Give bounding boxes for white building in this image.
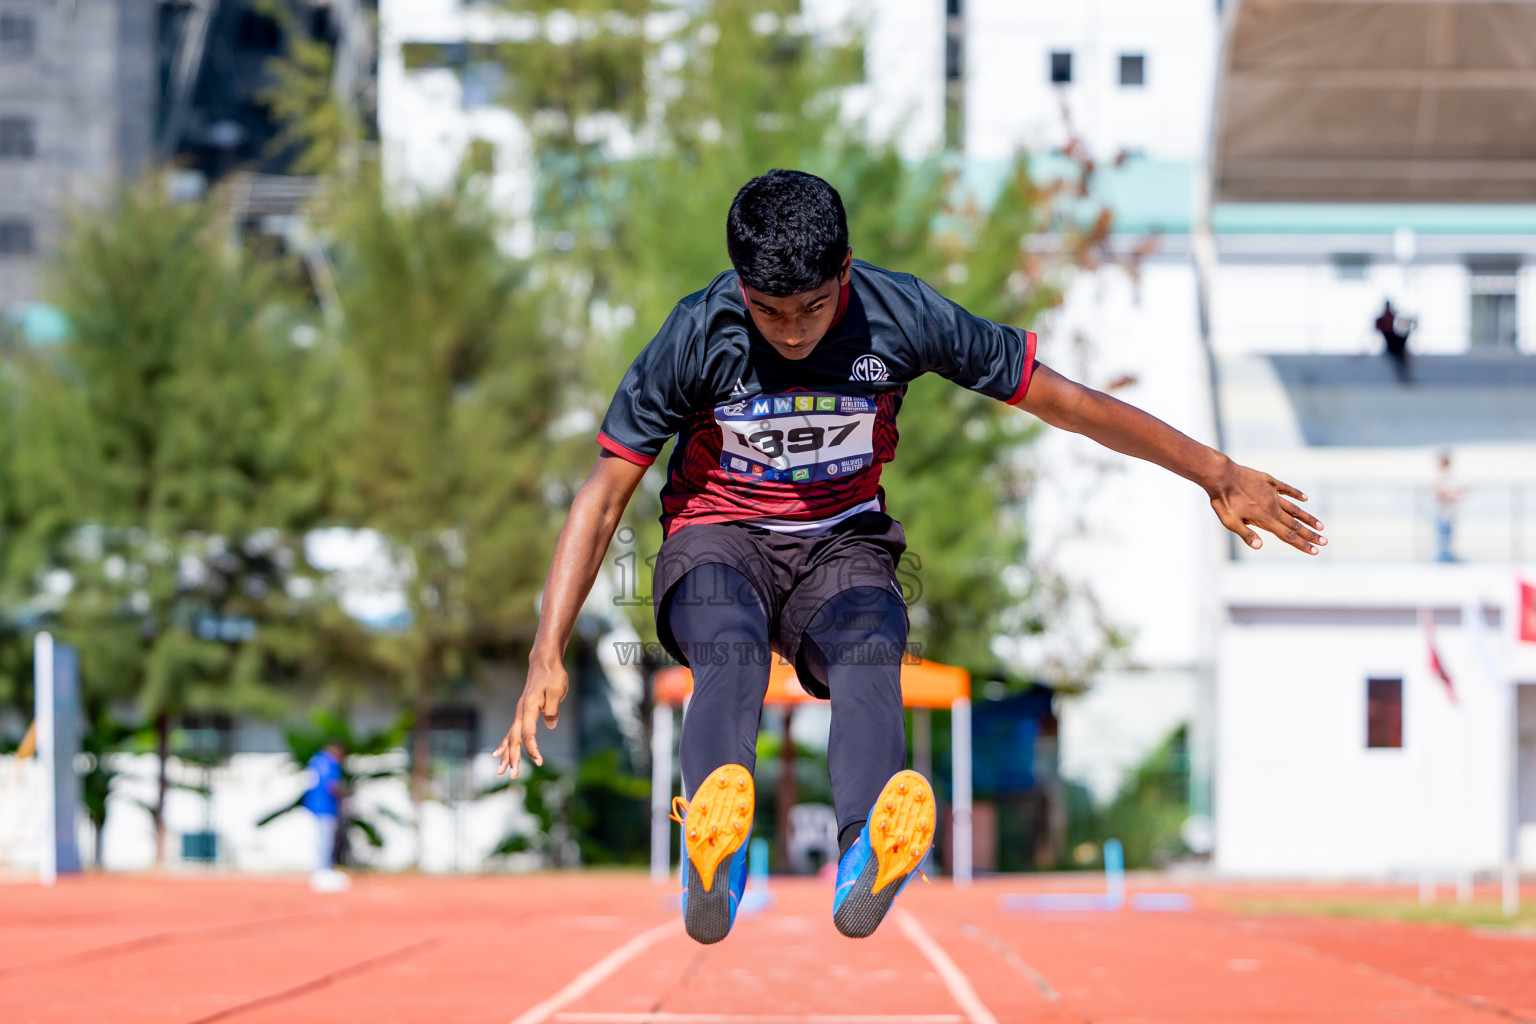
[957,0,1536,881]
[1206,0,1536,878]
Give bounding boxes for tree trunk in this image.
[774,707,796,872]
[153,712,170,865]
[409,683,434,870]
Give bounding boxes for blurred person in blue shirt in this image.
[303,743,347,889]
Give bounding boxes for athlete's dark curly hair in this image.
[726,169,849,296]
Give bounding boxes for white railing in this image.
[1235,482,1536,563]
[1210,261,1536,357]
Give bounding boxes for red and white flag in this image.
[1420,608,1458,705]
[1518,579,1536,644]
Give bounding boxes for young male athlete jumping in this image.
[495,169,1325,943]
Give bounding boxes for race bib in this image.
[714,392,875,483]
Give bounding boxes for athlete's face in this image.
[741,250,853,360]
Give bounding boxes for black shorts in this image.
[653,511,908,699]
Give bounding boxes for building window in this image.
[1366,677,1403,749]
[944,3,964,151]
[179,713,235,760]
[236,11,282,52]
[0,116,35,158]
[945,33,962,83]
[1050,51,1072,84]
[1119,54,1145,86]
[1332,253,1370,280]
[460,61,503,107]
[0,218,33,255]
[1469,259,1519,349]
[421,706,480,761]
[0,14,35,59]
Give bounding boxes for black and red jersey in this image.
[597,260,1037,537]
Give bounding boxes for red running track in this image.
[1,874,1533,1024]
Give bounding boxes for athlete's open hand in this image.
[1207,461,1327,555]
[495,658,569,778]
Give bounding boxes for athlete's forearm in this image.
[529,455,646,668]
[1020,362,1231,494]
[1019,360,1324,554]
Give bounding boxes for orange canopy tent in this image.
[648,658,975,886]
[652,658,969,709]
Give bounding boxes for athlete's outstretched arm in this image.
[1017,361,1327,556]
[495,451,649,777]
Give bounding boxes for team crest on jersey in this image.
[850,354,890,382]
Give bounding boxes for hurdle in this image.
[1001,839,1194,912]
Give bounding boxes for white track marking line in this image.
[508,920,683,1024]
[556,1015,966,1024]
[958,922,1061,1004]
[894,911,999,1024]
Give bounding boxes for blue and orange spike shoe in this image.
[671,763,754,944]
[833,769,935,938]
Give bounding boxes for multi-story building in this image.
[1206,0,1536,881]
[0,0,156,314]
[0,0,368,324]
[921,0,1536,880]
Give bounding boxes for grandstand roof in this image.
[1214,0,1536,203]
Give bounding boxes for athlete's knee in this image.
[808,587,907,662]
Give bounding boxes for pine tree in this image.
[323,171,586,859]
[8,181,337,860]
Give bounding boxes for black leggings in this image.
[667,562,908,850]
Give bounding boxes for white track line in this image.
[958,923,1061,1004]
[556,1015,965,1024]
[894,911,999,1024]
[508,920,683,1024]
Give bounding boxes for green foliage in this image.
[323,173,587,718]
[256,708,413,862]
[488,748,649,866]
[488,762,572,861]
[282,706,413,767]
[2,180,345,848]
[1068,724,1191,870]
[257,0,358,176]
[1230,897,1536,932]
[78,711,140,839]
[21,181,335,698]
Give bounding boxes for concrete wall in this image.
[1216,564,1536,876]
[1011,256,1219,802]
[1,751,537,875]
[965,0,1216,161]
[1213,248,1536,357]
